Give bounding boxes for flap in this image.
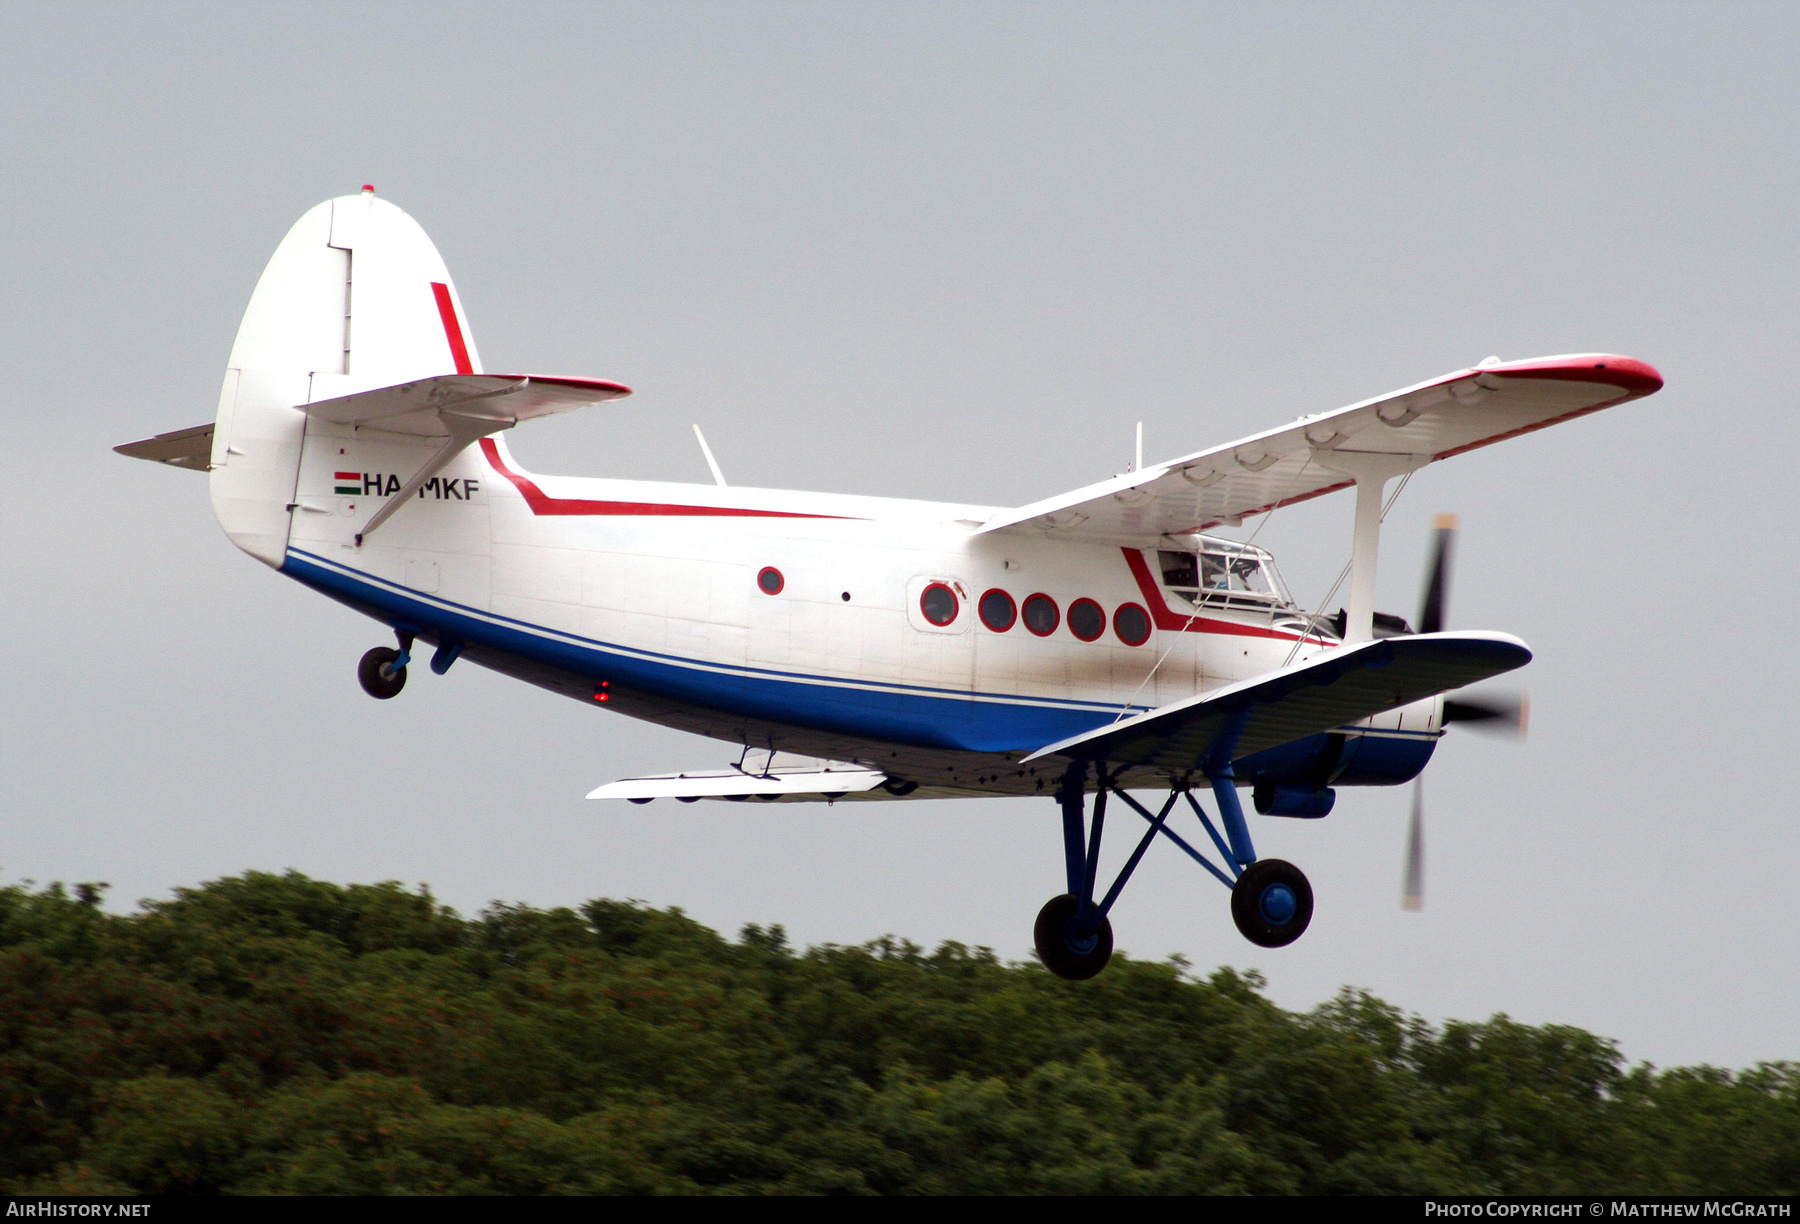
[114,423,215,471]
[1024,631,1531,769]
[979,354,1661,544]
[304,373,631,438]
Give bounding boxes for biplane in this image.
[118,192,1661,978]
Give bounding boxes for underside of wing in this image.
[979,354,1661,544]
[1025,632,1531,770]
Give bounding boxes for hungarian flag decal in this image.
[334,471,361,495]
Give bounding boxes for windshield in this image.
[1160,544,1291,606]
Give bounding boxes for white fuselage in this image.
[280,430,1437,795]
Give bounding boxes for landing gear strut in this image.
[1034,761,1315,980]
[358,632,412,700]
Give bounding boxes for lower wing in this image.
[1024,632,1530,770]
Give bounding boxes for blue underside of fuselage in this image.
[282,547,1435,785]
[284,549,1126,753]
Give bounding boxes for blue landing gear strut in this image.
[1033,759,1315,980]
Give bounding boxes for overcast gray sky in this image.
[4,1,1796,1070]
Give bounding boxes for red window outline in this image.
[978,588,1017,632]
[1113,602,1152,646]
[1021,593,1060,637]
[920,582,960,627]
[757,566,784,595]
[1068,598,1106,642]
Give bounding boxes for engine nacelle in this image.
[1233,695,1441,815]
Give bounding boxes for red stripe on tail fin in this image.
[430,282,473,375]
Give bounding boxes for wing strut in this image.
[1312,450,1426,644]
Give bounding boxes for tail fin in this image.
[209,190,480,566]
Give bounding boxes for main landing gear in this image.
[358,645,408,699]
[357,629,467,700]
[1034,762,1314,981]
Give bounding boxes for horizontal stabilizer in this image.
[1024,631,1531,770]
[305,373,631,438]
[114,423,214,471]
[589,765,889,802]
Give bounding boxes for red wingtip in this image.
[1489,353,1663,398]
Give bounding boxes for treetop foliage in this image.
[0,871,1792,1195]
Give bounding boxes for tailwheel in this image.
[1033,893,1114,981]
[1230,859,1313,947]
[358,647,407,700]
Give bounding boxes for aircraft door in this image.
[903,574,974,692]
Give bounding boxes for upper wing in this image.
[979,354,1661,544]
[1024,631,1530,770]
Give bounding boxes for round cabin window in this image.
[1021,593,1059,636]
[920,582,959,627]
[1068,598,1105,642]
[1113,602,1151,646]
[979,588,1017,632]
[757,566,784,595]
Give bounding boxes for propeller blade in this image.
[1402,778,1424,911]
[1443,691,1529,738]
[1416,512,1457,635]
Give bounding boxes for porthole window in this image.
[920,582,959,626]
[1022,593,1060,637]
[757,566,784,595]
[1114,602,1151,646]
[979,588,1017,632]
[1068,598,1105,642]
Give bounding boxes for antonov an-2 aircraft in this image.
[119,191,1662,979]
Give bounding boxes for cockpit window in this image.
[1160,544,1290,610]
[1159,551,1198,589]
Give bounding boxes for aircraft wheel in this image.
[358,647,407,699]
[1033,894,1113,980]
[1230,859,1314,947]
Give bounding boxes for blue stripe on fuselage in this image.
[282,548,1130,753]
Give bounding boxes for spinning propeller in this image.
[1399,514,1528,912]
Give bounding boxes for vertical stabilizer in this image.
[209,191,481,567]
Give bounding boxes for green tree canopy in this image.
[0,871,1791,1195]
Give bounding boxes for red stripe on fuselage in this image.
[1120,547,1324,643]
[479,439,855,520]
[431,281,474,375]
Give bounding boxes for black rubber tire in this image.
[1033,893,1114,980]
[1230,858,1314,948]
[358,647,407,699]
